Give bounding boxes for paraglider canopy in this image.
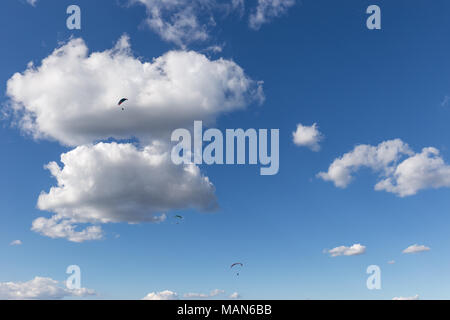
[118,98,128,110]
[174,215,184,224]
[118,98,128,106]
[231,263,243,276]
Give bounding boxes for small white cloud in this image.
[393,294,419,300]
[183,289,225,299]
[142,290,179,300]
[0,277,95,300]
[210,289,225,297]
[229,292,240,299]
[249,0,296,30]
[402,244,430,254]
[326,244,366,257]
[9,240,22,246]
[183,292,209,298]
[441,96,450,107]
[204,45,223,54]
[292,123,323,151]
[387,260,395,264]
[26,0,38,6]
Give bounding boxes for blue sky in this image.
[1,0,450,300]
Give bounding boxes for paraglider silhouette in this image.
[231,263,243,276]
[174,215,184,224]
[118,98,128,110]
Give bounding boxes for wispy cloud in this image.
[249,0,296,30]
[441,95,450,107]
[183,289,225,299]
[393,294,419,300]
[9,240,22,246]
[229,292,240,299]
[26,0,38,7]
[402,244,430,254]
[130,0,296,46]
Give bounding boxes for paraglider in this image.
[174,215,184,224]
[118,98,128,110]
[231,263,243,276]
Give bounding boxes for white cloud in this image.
[249,0,295,30]
[210,289,225,297]
[326,244,366,257]
[402,244,430,254]
[204,45,224,54]
[31,216,104,243]
[26,0,38,6]
[387,260,395,264]
[131,0,210,47]
[130,0,246,47]
[393,294,419,300]
[0,277,95,300]
[374,147,450,197]
[229,292,240,299]
[131,0,294,46]
[183,292,209,298]
[183,289,225,299]
[6,35,264,147]
[441,96,450,108]
[142,290,179,300]
[292,123,323,151]
[318,139,413,188]
[6,35,263,242]
[143,289,225,300]
[32,142,217,242]
[9,240,22,246]
[318,139,450,196]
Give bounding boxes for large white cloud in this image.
[6,35,263,147]
[249,0,296,30]
[142,290,179,300]
[32,142,217,242]
[326,244,366,257]
[0,277,95,300]
[318,139,450,197]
